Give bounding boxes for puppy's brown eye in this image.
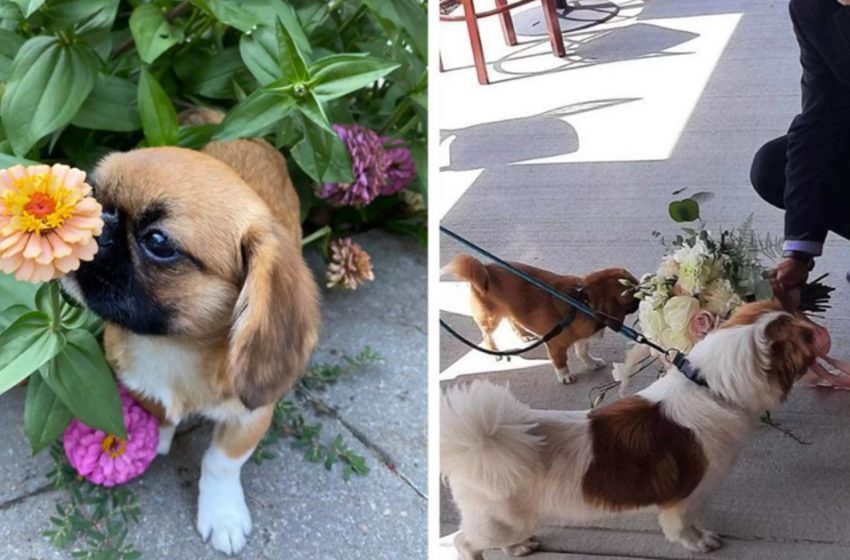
[139,229,178,261]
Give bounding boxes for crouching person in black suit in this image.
[751,0,850,306]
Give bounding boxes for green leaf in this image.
[276,19,308,83]
[1,36,99,156]
[185,47,244,99]
[239,26,281,85]
[24,371,73,454]
[137,68,179,146]
[296,91,334,135]
[191,0,260,33]
[214,88,294,140]
[0,271,38,306]
[42,329,126,438]
[10,0,44,18]
[668,198,701,223]
[0,311,64,396]
[290,116,352,183]
[72,74,141,132]
[129,3,184,64]
[310,54,400,101]
[42,0,119,35]
[0,28,24,81]
[0,152,38,167]
[362,0,426,58]
[178,123,218,149]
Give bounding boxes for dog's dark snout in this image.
[97,207,120,249]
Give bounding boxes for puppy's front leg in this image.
[546,342,574,384]
[574,339,606,371]
[125,389,177,456]
[197,405,273,555]
[658,501,722,553]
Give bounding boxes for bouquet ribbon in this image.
[803,325,850,390]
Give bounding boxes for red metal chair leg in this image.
[461,0,490,84]
[541,0,566,57]
[495,0,518,46]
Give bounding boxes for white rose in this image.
[701,278,742,317]
[661,326,694,353]
[663,295,701,332]
[639,300,667,341]
[656,256,679,279]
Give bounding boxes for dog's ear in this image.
[228,222,320,409]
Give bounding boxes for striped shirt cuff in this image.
[782,240,823,257]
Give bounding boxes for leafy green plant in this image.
[253,346,381,482]
[0,0,427,243]
[45,444,143,559]
[0,276,124,455]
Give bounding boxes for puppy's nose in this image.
[97,207,120,248]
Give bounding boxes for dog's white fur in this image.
[442,311,795,558]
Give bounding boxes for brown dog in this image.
[445,255,638,383]
[61,110,320,555]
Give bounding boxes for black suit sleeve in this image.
[784,1,850,249]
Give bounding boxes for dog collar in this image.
[673,353,708,388]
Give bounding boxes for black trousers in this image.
[750,134,850,241]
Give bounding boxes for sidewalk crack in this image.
[301,391,428,501]
[0,481,54,512]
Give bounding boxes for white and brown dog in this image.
[62,110,320,555]
[441,301,828,558]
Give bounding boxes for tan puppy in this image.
[445,255,638,383]
[442,301,827,558]
[61,113,320,555]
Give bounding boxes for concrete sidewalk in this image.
[0,230,426,560]
[439,0,850,558]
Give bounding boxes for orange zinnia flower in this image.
[0,164,103,283]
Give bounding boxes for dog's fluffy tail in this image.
[443,255,490,293]
[441,382,542,498]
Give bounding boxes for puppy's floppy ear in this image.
[228,222,320,409]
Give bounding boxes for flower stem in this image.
[50,281,62,332]
[302,226,332,247]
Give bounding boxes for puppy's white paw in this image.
[679,528,722,553]
[555,368,575,384]
[585,358,607,371]
[504,539,540,556]
[157,424,176,456]
[197,446,253,555]
[197,487,252,555]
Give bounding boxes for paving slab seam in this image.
[0,482,54,512]
[545,525,850,548]
[301,390,428,502]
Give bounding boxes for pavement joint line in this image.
[300,390,428,502]
[0,481,54,512]
[544,525,850,548]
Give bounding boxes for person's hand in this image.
[765,257,810,311]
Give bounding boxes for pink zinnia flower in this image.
[0,164,102,283]
[63,386,159,487]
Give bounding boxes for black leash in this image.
[440,225,707,388]
[439,306,576,357]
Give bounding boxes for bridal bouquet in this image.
[632,223,771,354]
[613,197,834,386]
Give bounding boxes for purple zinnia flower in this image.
[318,124,388,207]
[63,385,159,487]
[318,124,417,207]
[381,139,416,196]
